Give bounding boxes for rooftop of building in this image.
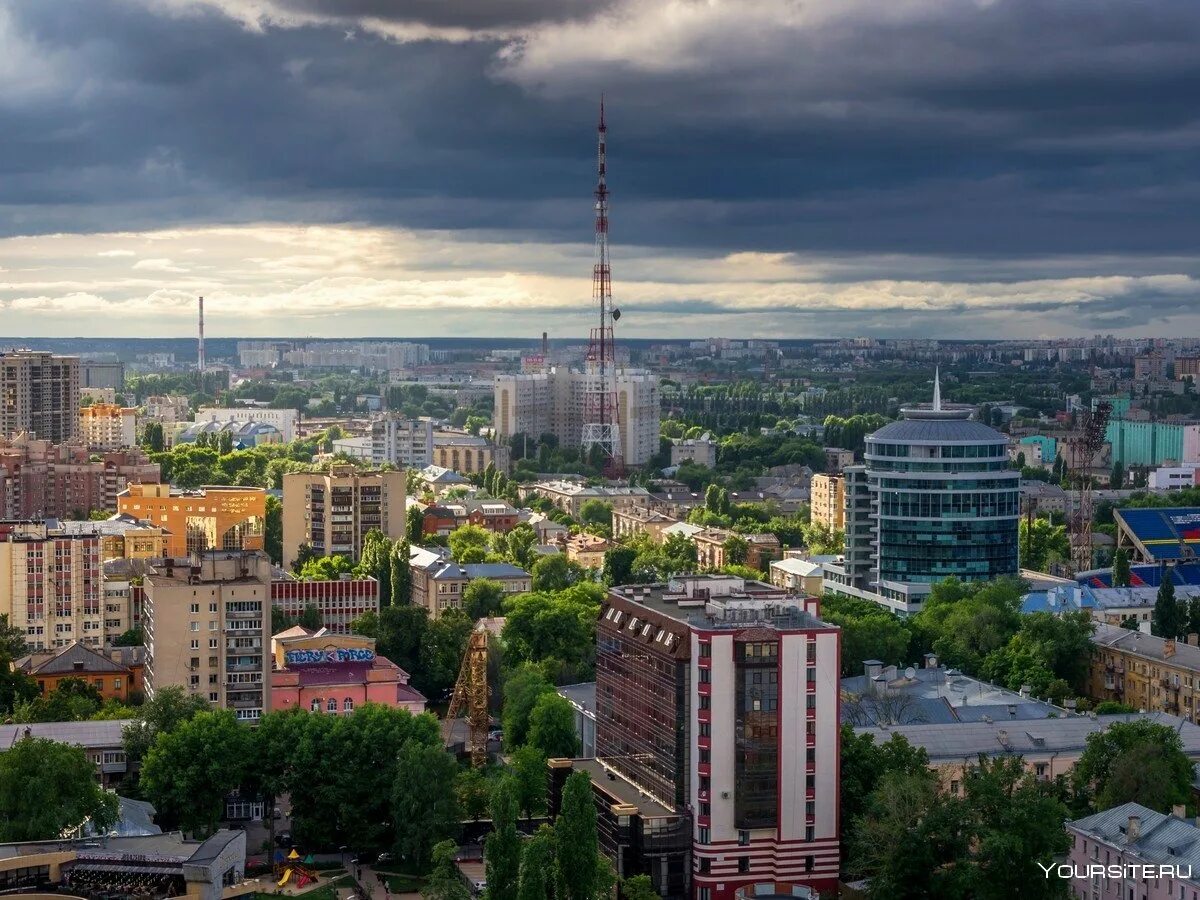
[840,661,1062,726]
[569,757,678,819]
[557,682,596,714]
[420,464,470,484]
[147,551,271,584]
[428,561,530,582]
[16,641,132,677]
[853,711,1200,761]
[0,828,244,866]
[1093,623,1200,668]
[1069,802,1200,871]
[0,719,132,751]
[50,513,163,537]
[869,416,1009,444]
[771,556,838,578]
[531,480,652,498]
[608,575,829,632]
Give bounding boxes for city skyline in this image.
[3,0,1200,339]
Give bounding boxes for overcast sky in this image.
[3,0,1200,340]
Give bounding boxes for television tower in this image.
[197,295,206,378]
[580,96,623,475]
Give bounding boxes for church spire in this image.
[933,366,942,412]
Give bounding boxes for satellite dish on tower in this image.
[611,308,621,321]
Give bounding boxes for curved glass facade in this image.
[865,411,1020,586]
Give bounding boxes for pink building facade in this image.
[1065,802,1200,900]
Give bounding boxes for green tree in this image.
[392,539,413,605]
[298,604,322,630]
[555,771,600,900]
[601,546,637,587]
[464,578,507,620]
[456,767,490,823]
[821,599,910,677]
[14,677,104,722]
[297,554,356,581]
[140,709,249,835]
[510,744,548,824]
[502,665,556,748]
[578,500,613,531]
[484,776,522,900]
[0,737,118,840]
[1112,548,1132,588]
[394,742,461,869]
[423,839,470,900]
[531,554,586,592]
[839,726,930,833]
[527,692,581,759]
[408,505,426,544]
[122,685,211,775]
[450,524,491,564]
[113,625,144,647]
[722,534,749,567]
[142,421,165,453]
[516,825,555,900]
[1019,517,1070,571]
[0,613,28,658]
[418,610,474,699]
[620,875,658,900]
[502,586,602,678]
[1073,719,1194,813]
[1153,575,1180,638]
[851,768,950,899]
[359,528,394,604]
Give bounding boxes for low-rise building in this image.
[16,642,144,702]
[177,420,283,450]
[854,712,1200,794]
[433,432,510,475]
[1090,624,1200,723]
[409,547,530,618]
[1065,803,1200,900]
[769,557,834,596]
[0,719,132,788]
[670,433,716,468]
[611,506,678,543]
[195,406,298,442]
[268,626,426,714]
[420,499,519,536]
[521,481,653,519]
[693,528,731,570]
[565,533,610,569]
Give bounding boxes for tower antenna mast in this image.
[197,295,206,380]
[581,95,623,475]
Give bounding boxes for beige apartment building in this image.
[809,473,845,531]
[281,466,406,568]
[80,403,138,450]
[611,506,678,544]
[143,551,271,723]
[0,524,105,650]
[0,350,80,443]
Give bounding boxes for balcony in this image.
[697,682,712,697]
[697,762,711,777]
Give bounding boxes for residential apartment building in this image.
[808,474,844,532]
[612,506,679,544]
[823,448,855,473]
[494,367,661,467]
[81,360,124,391]
[370,414,434,468]
[0,524,104,649]
[565,533,610,569]
[0,350,80,443]
[592,576,842,898]
[118,483,266,558]
[671,434,716,468]
[282,466,405,568]
[143,395,190,424]
[143,551,272,723]
[0,720,133,788]
[79,403,138,450]
[1065,803,1200,900]
[0,438,160,519]
[408,546,530,618]
[419,499,519,537]
[1090,624,1200,723]
[194,407,299,442]
[521,480,653,518]
[432,432,510,475]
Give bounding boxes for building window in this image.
[698,859,710,875]
[738,857,749,874]
[311,698,321,712]
[738,830,749,846]
[327,698,338,713]
[344,698,354,713]
[698,827,710,844]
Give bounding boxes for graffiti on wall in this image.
[285,647,375,665]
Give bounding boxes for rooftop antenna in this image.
[933,365,942,412]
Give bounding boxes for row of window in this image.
[310,697,356,713]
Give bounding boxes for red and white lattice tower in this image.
[581,97,623,475]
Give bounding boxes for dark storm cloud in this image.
[3,0,1200,339]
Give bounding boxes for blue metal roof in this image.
[868,418,1008,444]
[1115,507,1200,561]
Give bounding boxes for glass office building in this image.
[862,375,1020,608]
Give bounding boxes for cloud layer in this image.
[0,0,1198,337]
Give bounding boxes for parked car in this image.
[276,831,293,848]
[376,852,394,865]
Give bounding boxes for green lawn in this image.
[373,870,426,893]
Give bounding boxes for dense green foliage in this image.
[0,737,119,840]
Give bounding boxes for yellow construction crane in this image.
[447,621,491,767]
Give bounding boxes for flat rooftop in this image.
[840,665,1061,725]
[571,758,678,818]
[609,575,829,631]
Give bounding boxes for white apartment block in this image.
[494,367,660,467]
[80,404,138,450]
[370,415,434,469]
[195,407,299,442]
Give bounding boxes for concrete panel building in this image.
[143,551,272,723]
[0,350,80,443]
[370,414,434,468]
[808,474,844,532]
[80,403,138,450]
[281,466,405,568]
[0,438,160,519]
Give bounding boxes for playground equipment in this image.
[273,848,319,889]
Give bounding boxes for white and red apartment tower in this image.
[689,609,841,899]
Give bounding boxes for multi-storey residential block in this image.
[143,551,272,723]
[671,433,717,468]
[1089,624,1200,724]
[432,432,510,475]
[80,403,138,450]
[612,506,679,544]
[494,367,661,467]
[584,575,841,898]
[0,351,80,443]
[143,395,191,423]
[81,360,124,391]
[808,474,844,532]
[0,438,160,519]
[823,447,855,472]
[269,576,379,634]
[281,465,405,568]
[118,482,266,558]
[370,414,434,468]
[0,524,104,649]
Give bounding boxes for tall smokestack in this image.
[197,295,206,378]
[542,331,548,356]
